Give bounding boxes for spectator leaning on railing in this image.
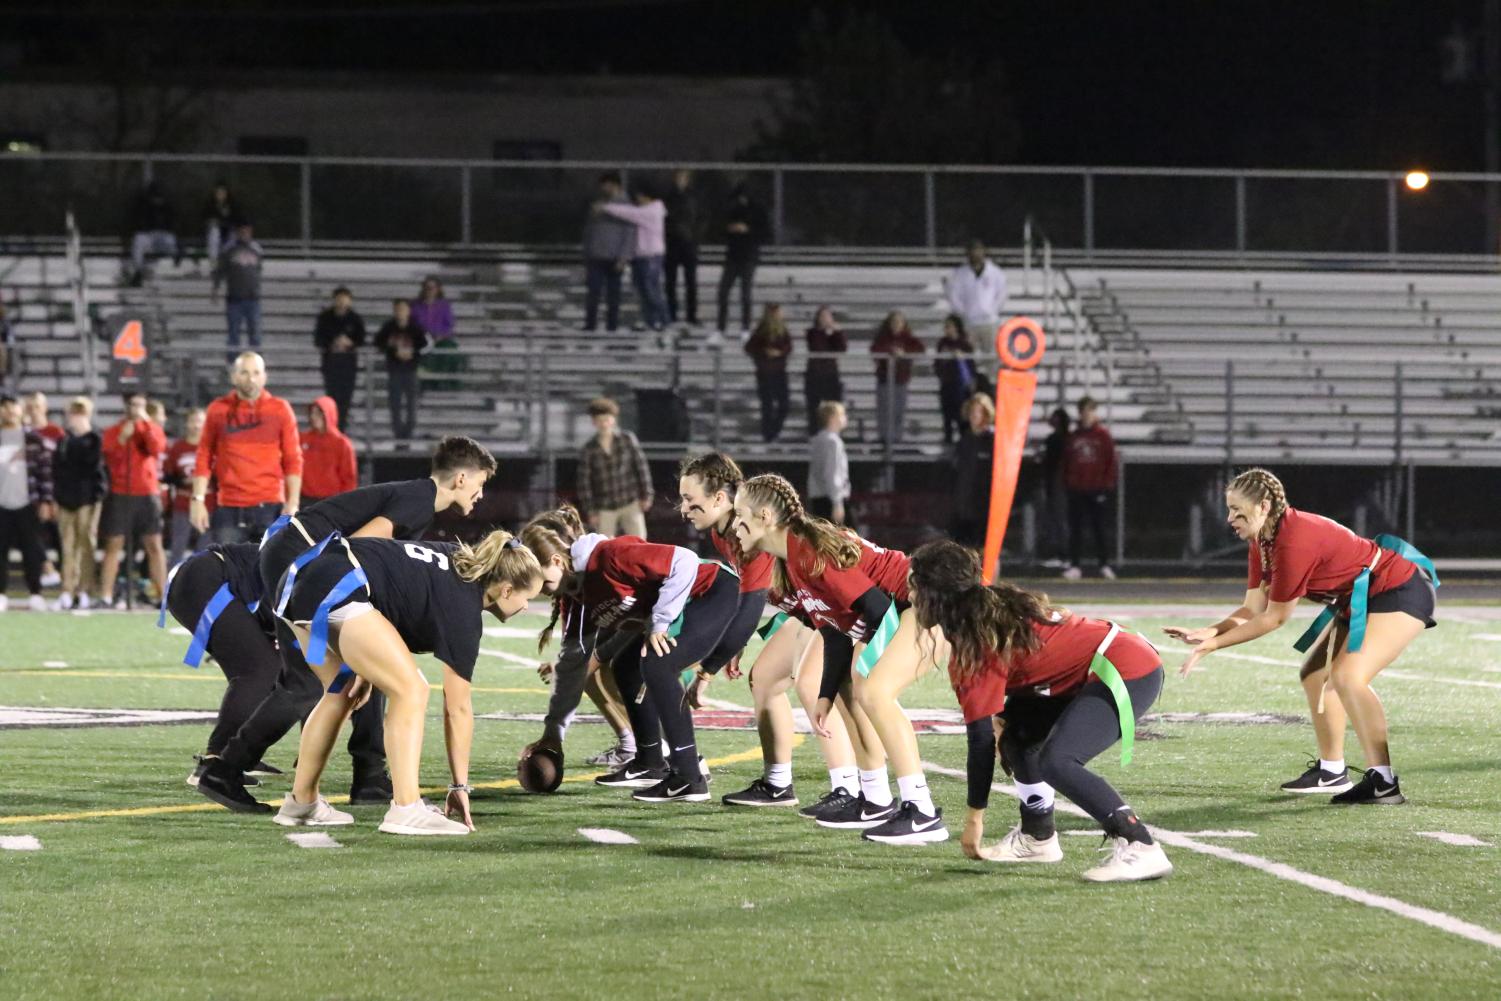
[946,238,1008,336]
[51,396,106,610]
[0,392,54,612]
[870,310,926,444]
[98,390,168,608]
[576,396,653,538]
[313,286,367,428]
[211,220,264,366]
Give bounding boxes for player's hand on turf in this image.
[537,661,554,682]
[961,811,986,860]
[1163,625,1216,646]
[445,787,475,831]
[724,654,742,681]
[644,631,676,658]
[810,697,835,738]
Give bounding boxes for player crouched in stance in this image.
[274,530,542,836]
[909,541,1172,882]
[1166,468,1437,805]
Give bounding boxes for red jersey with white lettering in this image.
[950,613,1162,724]
[768,587,813,627]
[783,531,909,641]
[579,536,719,633]
[1246,507,1416,606]
[709,524,773,592]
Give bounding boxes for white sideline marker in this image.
[1417,832,1493,848]
[1,835,42,851]
[923,762,1501,951]
[285,832,343,849]
[578,827,638,846]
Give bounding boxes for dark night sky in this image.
[0,0,1491,169]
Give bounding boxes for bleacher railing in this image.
[9,152,1501,263]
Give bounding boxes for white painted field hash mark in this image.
[285,832,343,849]
[1,835,42,851]
[1417,832,1493,848]
[578,827,638,845]
[923,762,1501,951]
[41,660,67,668]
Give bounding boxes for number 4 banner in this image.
[106,312,152,393]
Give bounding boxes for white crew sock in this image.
[618,730,637,755]
[1371,764,1395,783]
[1014,780,1056,813]
[859,767,893,807]
[765,762,793,789]
[829,766,859,796]
[1319,757,1345,775]
[896,772,936,816]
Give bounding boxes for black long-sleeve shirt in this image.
[817,585,894,703]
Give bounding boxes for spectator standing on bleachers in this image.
[98,391,167,608]
[190,352,302,544]
[577,396,653,538]
[1038,406,1071,568]
[803,305,847,434]
[745,303,793,442]
[163,407,208,567]
[300,397,358,504]
[52,397,106,610]
[127,180,179,285]
[950,392,995,548]
[870,310,925,444]
[375,298,431,444]
[313,286,367,427]
[0,392,54,611]
[715,182,769,343]
[807,401,851,527]
[1061,396,1117,581]
[22,390,64,587]
[202,181,239,265]
[409,276,455,343]
[582,172,636,334]
[663,169,701,327]
[600,186,669,334]
[212,220,264,365]
[946,239,1008,335]
[934,315,978,444]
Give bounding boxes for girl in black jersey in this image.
[275,529,542,837]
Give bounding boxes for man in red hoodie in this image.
[190,352,303,544]
[300,396,357,504]
[99,390,169,607]
[1061,396,1118,581]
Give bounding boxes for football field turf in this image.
[2,605,1499,1000]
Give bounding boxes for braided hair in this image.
[738,473,861,598]
[679,451,749,567]
[1228,467,1289,579]
[521,505,583,653]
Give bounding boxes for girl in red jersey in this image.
[910,540,1172,882]
[734,474,946,843]
[1166,468,1437,805]
[522,511,740,804]
[677,453,870,812]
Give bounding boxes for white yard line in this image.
[1417,832,1493,848]
[478,648,541,668]
[285,832,343,849]
[578,827,639,845]
[0,835,42,851]
[1216,652,1501,691]
[923,762,1501,952]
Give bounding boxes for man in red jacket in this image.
[99,390,169,607]
[190,352,303,544]
[299,396,357,504]
[1061,396,1118,581]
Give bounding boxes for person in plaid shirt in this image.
[577,397,653,538]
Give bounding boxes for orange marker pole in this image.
[982,317,1046,584]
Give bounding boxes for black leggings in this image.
[609,572,740,779]
[968,667,1163,829]
[166,554,281,757]
[700,588,768,674]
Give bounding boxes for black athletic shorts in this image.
[1367,570,1437,629]
[101,493,162,539]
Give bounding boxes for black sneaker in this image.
[187,754,210,787]
[815,792,899,830]
[798,788,857,821]
[722,778,798,808]
[246,760,284,778]
[632,773,711,803]
[196,760,271,814]
[595,761,669,789]
[350,770,394,805]
[1280,759,1354,795]
[1330,769,1406,806]
[861,801,950,845]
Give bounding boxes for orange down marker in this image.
[982,317,1046,584]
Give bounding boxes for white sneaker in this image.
[40,570,61,588]
[981,825,1064,863]
[1081,837,1173,883]
[378,799,470,836]
[1061,565,1083,581]
[53,592,75,611]
[1100,565,1117,580]
[274,793,354,827]
[76,593,92,610]
[27,594,46,612]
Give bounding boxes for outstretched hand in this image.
[1162,625,1217,646]
[445,788,475,831]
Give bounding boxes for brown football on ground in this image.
[517,745,564,793]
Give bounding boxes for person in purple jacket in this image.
[409,276,454,344]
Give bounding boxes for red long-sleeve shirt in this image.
[194,390,303,507]
[1062,423,1118,492]
[101,418,167,497]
